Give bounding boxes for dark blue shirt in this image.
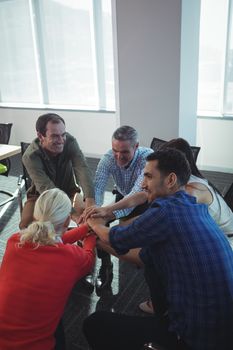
[109,191,233,349]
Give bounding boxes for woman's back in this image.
[0,230,94,350]
[188,175,233,245]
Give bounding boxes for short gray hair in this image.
[112,125,138,146]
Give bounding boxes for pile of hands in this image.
[78,205,113,227]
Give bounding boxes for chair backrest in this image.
[150,137,201,163]
[224,183,233,212]
[0,123,13,176]
[0,123,13,144]
[20,142,31,191]
[190,146,201,163]
[150,137,166,151]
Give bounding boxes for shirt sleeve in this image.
[113,172,145,218]
[109,204,169,255]
[94,153,112,206]
[113,148,153,218]
[69,139,95,198]
[62,224,89,244]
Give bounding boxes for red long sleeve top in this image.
[0,224,95,350]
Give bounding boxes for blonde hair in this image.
[20,188,72,247]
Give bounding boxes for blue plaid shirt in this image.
[110,191,233,349]
[95,147,153,218]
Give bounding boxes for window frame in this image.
[0,0,115,112]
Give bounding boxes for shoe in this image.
[81,273,95,292]
[139,299,154,314]
[95,262,113,293]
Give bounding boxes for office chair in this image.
[16,142,31,215]
[0,123,14,207]
[20,142,31,191]
[0,123,13,176]
[224,182,233,212]
[150,137,201,163]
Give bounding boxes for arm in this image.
[109,191,147,212]
[84,191,148,220]
[97,240,144,267]
[94,153,112,206]
[70,138,95,200]
[62,224,89,244]
[185,182,213,205]
[87,217,110,243]
[113,172,147,219]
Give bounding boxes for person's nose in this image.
[141,178,147,190]
[58,135,65,143]
[115,152,122,160]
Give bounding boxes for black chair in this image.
[142,343,167,350]
[224,183,233,212]
[150,137,166,152]
[0,123,15,207]
[150,137,201,163]
[20,142,31,191]
[0,123,13,176]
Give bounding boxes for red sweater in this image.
[0,224,95,350]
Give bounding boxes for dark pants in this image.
[144,264,168,317]
[83,311,190,350]
[55,319,66,350]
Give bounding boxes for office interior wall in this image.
[113,0,182,147]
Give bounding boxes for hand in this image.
[84,206,115,221]
[82,205,99,221]
[87,216,106,230]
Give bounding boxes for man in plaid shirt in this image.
[84,149,233,350]
[84,125,152,293]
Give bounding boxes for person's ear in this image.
[37,131,43,142]
[166,172,177,189]
[134,142,139,150]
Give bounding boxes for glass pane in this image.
[102,0,115,110]
[197,0,228,114]
[39,0,98,108]
[224,2,233,115]
[0,0,40,103]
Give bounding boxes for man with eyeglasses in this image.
[19,113,95,229]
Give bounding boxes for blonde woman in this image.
[0,188,96,350]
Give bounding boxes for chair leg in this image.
[0,190,14,207]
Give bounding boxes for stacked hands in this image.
[81,204,115,222]
[74,206,110,245]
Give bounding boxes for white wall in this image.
[0,108,117,158]
[197,118,233,172]
[114,0,182,147]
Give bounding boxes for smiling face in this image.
[141,160,177,202]
[38,120,66,156]
[112,138,138,167]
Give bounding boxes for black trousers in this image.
[55,319,66,350]
[83,311,190,350]
[144,264,168,317]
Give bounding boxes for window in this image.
[0,0,115,111]
[197,0,233,117]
